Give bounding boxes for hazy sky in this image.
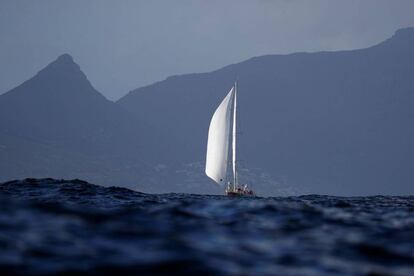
[1,0,414,100]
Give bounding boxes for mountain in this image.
[118,27,414,195]
[0,54,190,193]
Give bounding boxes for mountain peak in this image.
[394,26,414,37]
[377,26,414,50]
[42,53,80,72]
[56,53,74,63]
[31,53,86,84]
[0,53,103,102]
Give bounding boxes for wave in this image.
[1,178,413,275]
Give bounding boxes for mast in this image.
[232,81,237,189]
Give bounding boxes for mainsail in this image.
[205,87,235,184]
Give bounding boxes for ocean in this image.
[0,178,413,275]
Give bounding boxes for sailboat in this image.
[205,82,255,196]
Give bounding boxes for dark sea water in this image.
[0,179,413,275]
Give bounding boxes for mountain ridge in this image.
[117,27,414,195]
[120,27,414,99]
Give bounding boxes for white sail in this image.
[232,82,237,187]
[205,87,235,184]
